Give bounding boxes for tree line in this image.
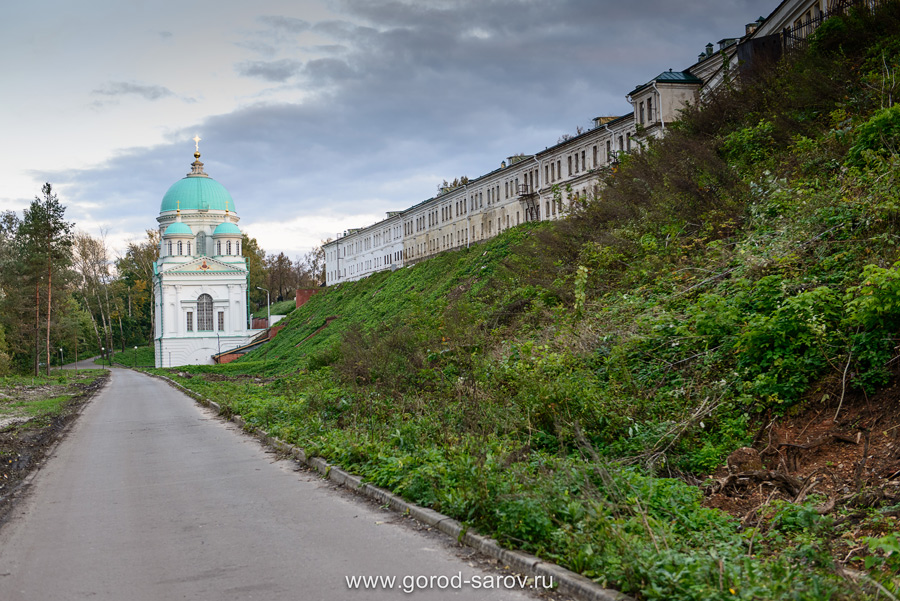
[0,183,325,375]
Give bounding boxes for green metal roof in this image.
[629,70,703,96]
[160,176,235,213]
[164,221,193,236]
[212,221,241,236]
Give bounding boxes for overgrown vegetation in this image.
[154,4,900,599]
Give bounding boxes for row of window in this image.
[166,239,240,257]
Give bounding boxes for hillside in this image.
[156,5,900,600]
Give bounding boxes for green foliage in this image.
[737,286,842,408]
[723,119,777,169]
[847,104,900,167]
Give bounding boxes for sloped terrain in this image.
[155,5,900,599]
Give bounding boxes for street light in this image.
[101,347,106,369]
[133,346,138,368]
[256,286,270,331]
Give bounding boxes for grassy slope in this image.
[156,6,900,599]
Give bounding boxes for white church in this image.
[152,141,259,367]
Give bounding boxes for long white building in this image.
[324,0,837,287]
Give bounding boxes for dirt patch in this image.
[703,371,900,558]
[0,374,109,525]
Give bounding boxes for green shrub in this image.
[847,104,900,166]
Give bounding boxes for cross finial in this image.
[193,135,201,152]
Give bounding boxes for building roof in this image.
[161,176,236,214]
[164,221,194,236]
[629,70,703,96]
[213,221,242,236]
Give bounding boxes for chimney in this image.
[746,22,758,35]
[705,42,714,57]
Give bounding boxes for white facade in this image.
[152,151,259,367]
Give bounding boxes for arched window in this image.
[167,240,173,256]
[216,241,222,255]
[177,241,183,255]
[187,242,191,256]
[236,241,241,255]
[197,232,206,256]
[226,240,232,255]
[197,294,213,331]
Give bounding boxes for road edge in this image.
[148,371,631,601]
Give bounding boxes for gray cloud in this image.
[92,81,176,101]
[237,58,305,82]
[58,0,776,257]
[258,15,311,33]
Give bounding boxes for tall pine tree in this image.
[19,183,74,375]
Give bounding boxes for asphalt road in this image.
[0,366,535,600]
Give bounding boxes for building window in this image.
[545,164,549,182]
[226,240,232,255]
[218,311,225,331]
[177,241,183,255]
[606,140,611,163]
[639,102,645,125]
[593,145,598,167]
[167,240,173,256]
[217,241,222,255]
[557,160,561,179]
[187,242,191,256]
[647,97,653,123]
[582,150,586,170]
[197,232,206,256]
[237,241,241,255]
[186,311,193,332]
[551,163,555,181]
[197,294,213,331]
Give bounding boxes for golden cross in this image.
[193,135,201,152]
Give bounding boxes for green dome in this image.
[164,221,194,236]
[213,221,241,236]
[160,176,235,213]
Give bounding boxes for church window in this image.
[217,241,222,255]
[177,241,183,255]
[197,294,213,331]
[226,241,232,255]
[167,240,173,256]
[186,311,193,332]
[197,232,206,256]
[218,311,225,331]
[187,242,191,256]
[236,242,240,255]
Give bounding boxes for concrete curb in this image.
[151,372,631,601]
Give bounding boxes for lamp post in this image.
[133,346,138,368]
[101,347,105,369]
[59,347,64,377]
[256,286,270,331]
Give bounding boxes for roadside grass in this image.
[108,345,156,368]
[0,371,107,430]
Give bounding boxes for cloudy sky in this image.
[1,0,775,260]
